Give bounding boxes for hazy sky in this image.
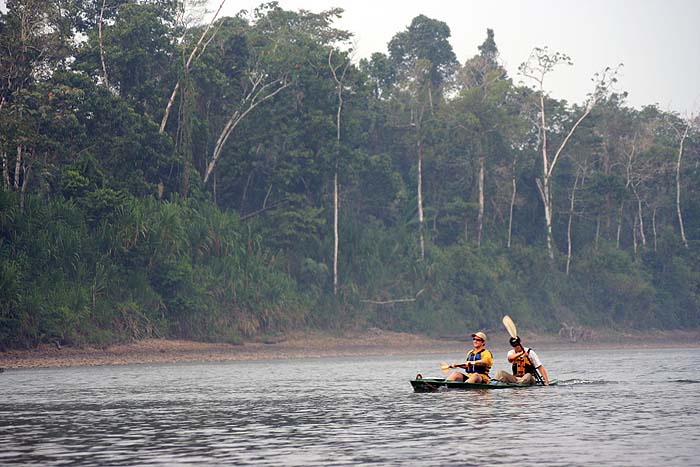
[210,0,699,115]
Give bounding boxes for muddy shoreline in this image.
[1,329,698,370]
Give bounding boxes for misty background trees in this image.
[1,1,698,349]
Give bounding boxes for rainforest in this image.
[1,1,699,350]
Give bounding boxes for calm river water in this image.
[1,347,699,466]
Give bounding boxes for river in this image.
[1,347,699,466]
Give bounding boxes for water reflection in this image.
[1,350,700,466]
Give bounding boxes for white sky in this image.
[211,0,699,115]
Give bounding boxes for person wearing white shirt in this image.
[495,336,549,385]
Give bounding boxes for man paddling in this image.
[445,331,493,384]
[495,336,550,385]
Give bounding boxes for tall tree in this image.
[667,113,695,249]
[159,0,227,133]
[0,0,77,204]
[200,6,350,187]
[452,29,511,247]
[388,14,457,101]
[328,48,352,295]
[519,47,618,260]
[388,15,456,259]
[76,1,178,117]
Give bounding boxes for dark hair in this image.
[509,336,521,347]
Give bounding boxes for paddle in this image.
[439,361,476,374]
[502,314,517,341]
[439,361,450,374]
[501,315,544,384]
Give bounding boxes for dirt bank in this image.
[0,329,458,370]
[1,328,698,370]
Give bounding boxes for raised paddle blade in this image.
[439,362,450,374]
[502,315,518,339]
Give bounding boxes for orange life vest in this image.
[512,349,536,377]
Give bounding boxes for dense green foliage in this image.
[1,1,698,349]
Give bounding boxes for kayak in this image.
[410,376,557,392]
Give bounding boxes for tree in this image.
[76,1,178,117]
[477,28,498,63]
[388,15,457,259]
[328,48,352,295]
[360,52,396,101]
[388,15,457,100]
[618,112,668,252]
[200,6,350,187]
[159,0,227,133]
[667,113,696,249]
[0,0,78,206]
[452,29,511,247]
[519,46,619,260]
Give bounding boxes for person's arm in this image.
[473,350,493,367]
[506,349,520,363]
[450,351,473,369]
[536,365,549,385]
[527,349,549,385]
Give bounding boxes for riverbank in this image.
[1,328,698,370]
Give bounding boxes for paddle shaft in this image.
[450,362,480,370]
[440,360,482,373]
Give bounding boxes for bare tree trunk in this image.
[535,101,592,260]
[176,74,194,198]
[520,50,612,261]
[0,101,10,191]
[476,152,485,247]
[14,144,22,191]
[2,151,9,191]
[675,125,689,248]
[203,76,289,184]
[19,173,27,211]
[565,174,579,275]
[98,0,109,87]
[160,0,228,133]
[329,50,351,295]
[464,212,469,244]
[417,138,425,260]
[632,214,638,255]
[536,93,554,260]
[19,152,30,212]
[634,190,646,246]
[333,169,339,294]
[507,174,516,248]
[536,175,554,260]
[616,202,623,248]
[652,207,658,251]
[540,104,593,261]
